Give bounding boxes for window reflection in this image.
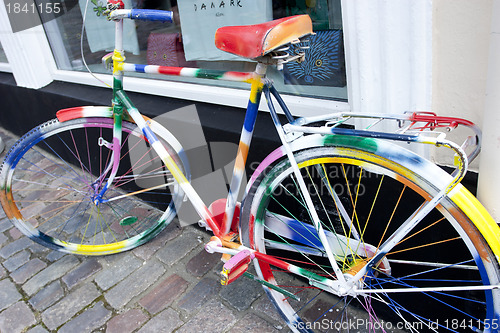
[42,0,346,100]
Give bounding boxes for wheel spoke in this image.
[1,118,184,254]
[243,148,499,332]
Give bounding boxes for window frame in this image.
[0,63,11,73]
[0,0,432,118]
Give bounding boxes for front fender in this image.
[56,106,191,181]
[57,106,116,122]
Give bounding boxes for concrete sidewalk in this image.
[0,126,285,332]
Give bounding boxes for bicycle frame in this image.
[96,7,499,297]
[106,10,265,238]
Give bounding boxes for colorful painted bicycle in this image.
[1,2,499,332]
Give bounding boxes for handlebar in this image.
[109,9,173,22]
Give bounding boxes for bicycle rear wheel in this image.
[0,116,186,255]
[241,143,500,332]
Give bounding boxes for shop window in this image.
[42,0,346,100]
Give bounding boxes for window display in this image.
[41,0,346,100]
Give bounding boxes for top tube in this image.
[106,8,256,84]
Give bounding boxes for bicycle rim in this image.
[0,117,185,255]
[242,146,500,332]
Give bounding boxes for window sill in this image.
[0,63,12,73]
[52,69,350,117]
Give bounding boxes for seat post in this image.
[255,62,268,76]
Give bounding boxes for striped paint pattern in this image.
[119,63,254,83]
[221,74,264,234]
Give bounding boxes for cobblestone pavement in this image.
[0,126,287,332]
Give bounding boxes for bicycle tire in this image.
[241,140,500,332]
[0,116,186,255]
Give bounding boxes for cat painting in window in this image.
[284,29,346,87]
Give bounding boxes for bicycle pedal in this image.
[220,250,255,285]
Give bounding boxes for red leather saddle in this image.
[215,15,313,60]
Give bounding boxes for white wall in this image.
[477,0,500,221]
[432,0,492,170]
[433,0,500,221]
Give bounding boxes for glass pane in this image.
[0,42,7,63]
[42,0,346,101]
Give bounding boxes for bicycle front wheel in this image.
[0,116,186,255]
[241,143,500,332]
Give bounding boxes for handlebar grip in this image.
[129,9,173,22]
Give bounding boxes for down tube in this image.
[114,90,221,235]
[221,74,265,234]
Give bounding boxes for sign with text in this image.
[177,0,272,61]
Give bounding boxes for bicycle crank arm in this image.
[206,237,330,279]
[206,236,356,297]
[206,240,300,300]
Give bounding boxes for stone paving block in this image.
[155,231,201,266]
[18,202,45,220]
[0,301,36,333]
[178,277,220,312]
[0,237,32,259]
[185,249,220,277]
[59,301,112,333]
[0,278,21,311]
[230,313,280,333]
[176,302,236,333]
[27,325,49,333]
[0,218,12,233]
[106,308,149,333]
[136,308,183,333]
[94,254,142,291]
[219,274,263,311]
[0,232,8,248]
[41,282,101,330]
[252,296,283,322]
[133,221,182,260]
[23,255,80,295]
[8,227,23,240]
[29,280,64,311]
[62,257,102,289]
[302,298,350,324]
[0,264,6,279]
[139,273,188,314]
[46,250,65,262]
[11,258,47,284]
[3,249,30,272]
[29,242,50,254]
[105,259,165,309]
